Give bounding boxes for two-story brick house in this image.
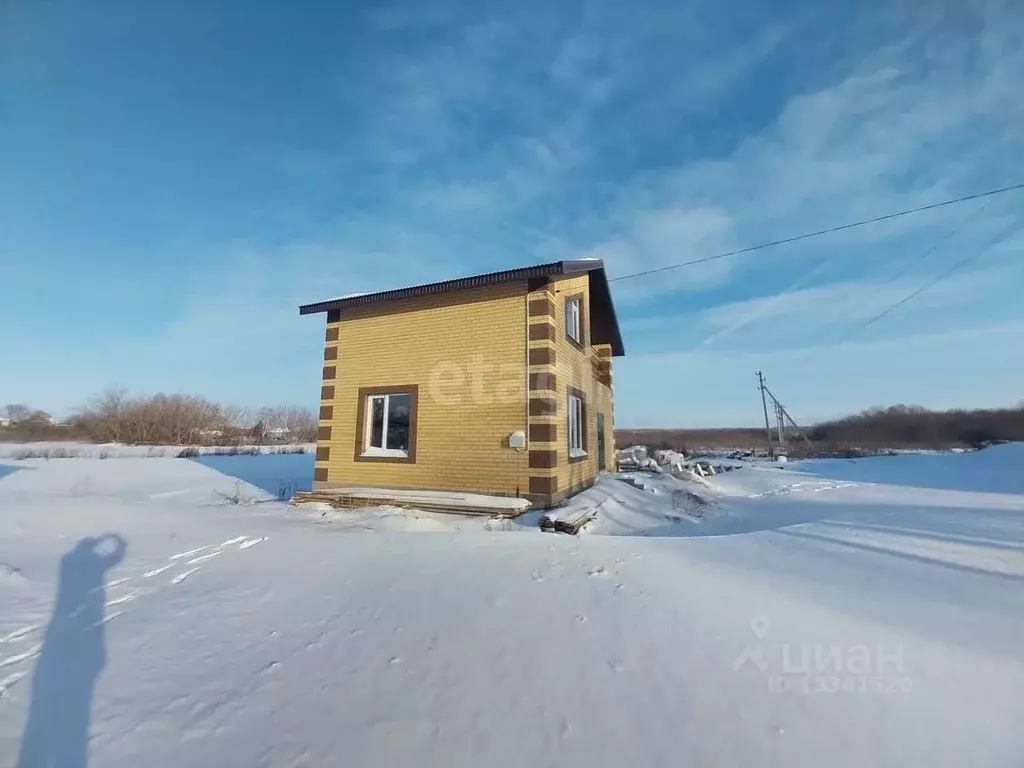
[298,259,624,509]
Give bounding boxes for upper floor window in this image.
[566,297,581,344]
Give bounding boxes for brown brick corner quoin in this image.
[528,321,557,342]
[528,346,555,366]
[528,296,554,317]
[528,372,557,392]
[528,397,557,417]
[528,449,558,468]
[528,475,558,495]
[529,422,557,442]
[352,384,419,464]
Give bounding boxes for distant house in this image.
[298,260,625,508]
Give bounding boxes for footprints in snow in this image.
[164,536,265,584]
[105,590,139,607]
[169,546,208,561]
[171,567,201,585]
[91,576,131,592]
[96,611,123,628]
[0,625,38,644]
[187,551,222,565]
[0,644,41,669]
[0,533,271,690]
[529,556,635,674]
[0,671,28,698]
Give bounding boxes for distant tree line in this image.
[0,404,80,442]
[616,403,1024,455]
[2,390,317,445]
[807,404,1024,450]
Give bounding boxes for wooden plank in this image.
[539,506,597,535]
[293,491,531,517]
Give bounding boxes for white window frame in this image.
[362,393,411,458]
[566,298,581,343]
[568,392,586,458]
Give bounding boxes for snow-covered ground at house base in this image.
[2,448,1023,766]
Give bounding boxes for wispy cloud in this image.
[582,3,1024,306]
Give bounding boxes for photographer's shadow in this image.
[18,534,127,768]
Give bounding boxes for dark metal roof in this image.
[299,259,625,356]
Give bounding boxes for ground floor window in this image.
[567,389,587,460]
[356,385,418,462]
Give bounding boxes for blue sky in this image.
[2,0,1022,427]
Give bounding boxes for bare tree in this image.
[82,388,129,442]
[5,404,32,423]
[71,390,248,445]
[60,390,326,447]
[256,405,317,442]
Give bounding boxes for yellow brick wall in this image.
[547,274,615,495]
[592,344,615,472]
[317,283,530,496]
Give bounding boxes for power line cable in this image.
[637,201,1020,362]
[766,206,1018,372]
[607,181,1024,284]
[764,196,996,355]
[870,197,995,292]
[827,212,1024,348]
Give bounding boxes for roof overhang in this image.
[299,259,625,356]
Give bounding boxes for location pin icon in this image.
[751,616,770,639]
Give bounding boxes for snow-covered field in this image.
[0,442,314,460]
[2,446,1023,766]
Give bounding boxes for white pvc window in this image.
[566,298,581,343]
[568,393,586,457]
[364,393,411,457]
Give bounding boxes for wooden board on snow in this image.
[293,487,531,517]
[539,505,598,535]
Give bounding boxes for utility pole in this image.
[756,371,814,456]
[757,371,773,457]
[774,400,786,451]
